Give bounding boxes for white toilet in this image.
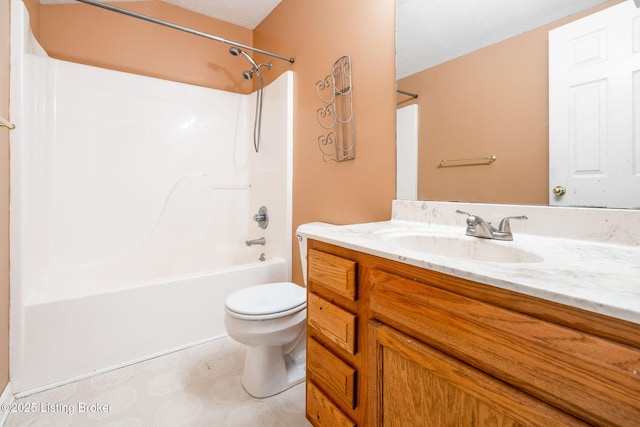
[224,223,322,398]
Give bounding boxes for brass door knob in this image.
[552,185,566,196]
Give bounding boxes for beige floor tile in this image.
[5,337,312,427]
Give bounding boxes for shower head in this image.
[248,62,273,80]
[229,46,259,72]
[229,46,273,81]
[242,70,254,81]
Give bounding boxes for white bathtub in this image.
[16,256,287,394]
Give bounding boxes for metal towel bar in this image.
[439,155,496,167]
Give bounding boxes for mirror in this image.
[395,0,634,207]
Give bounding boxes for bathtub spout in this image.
[245,237,266,246]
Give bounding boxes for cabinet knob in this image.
[552,185,566,197]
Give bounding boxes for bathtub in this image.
[15,256,287,394]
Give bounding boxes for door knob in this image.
[552,185,566,196]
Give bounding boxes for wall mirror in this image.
[396,0,640,209]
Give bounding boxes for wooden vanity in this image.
[304,239,640,427]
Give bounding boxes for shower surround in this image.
[10,2,293,393]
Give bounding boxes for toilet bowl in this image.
[224,282,307,398]
[224,222,328,398]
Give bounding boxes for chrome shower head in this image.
[229,47,272,82]
[242,70,254,81]
[229,46,259,73]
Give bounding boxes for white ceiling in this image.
[40,0,615,78]
[396,0,613,78]
[38,0,282,29]
[158,0,281,29]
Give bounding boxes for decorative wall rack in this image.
[315,55,355,162]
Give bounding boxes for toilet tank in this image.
[295,222,334,285]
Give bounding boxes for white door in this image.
[396,104,419,200]
[549,1,640,208]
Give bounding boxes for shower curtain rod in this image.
[74,0,295,63]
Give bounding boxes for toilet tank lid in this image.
[225,282,306,316]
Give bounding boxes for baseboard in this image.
[0,382,14,427]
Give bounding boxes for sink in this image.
[380,231,544,264]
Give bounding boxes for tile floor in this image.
[4,337,312,426]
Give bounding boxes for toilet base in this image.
[241,344,306,398]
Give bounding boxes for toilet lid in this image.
[225,282,306,316]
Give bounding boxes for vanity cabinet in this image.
[305,239,640,427]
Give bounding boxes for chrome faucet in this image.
[456,210,527,241]
[245,237,266,246]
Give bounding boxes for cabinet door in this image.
[368,320,586,427]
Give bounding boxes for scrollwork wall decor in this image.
[315,55,355,162]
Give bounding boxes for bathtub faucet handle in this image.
[253,206,269,229]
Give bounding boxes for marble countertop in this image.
[297,219,640,325]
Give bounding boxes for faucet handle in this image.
[253,206,269,229]
[456,210,484,224]
[456,210,496,238]
[455,210,477,222]
[497,215,528,233]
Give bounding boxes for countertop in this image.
[297,219,640,325]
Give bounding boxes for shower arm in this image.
[74,0,295,64]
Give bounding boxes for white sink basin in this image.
[380,231,544,264]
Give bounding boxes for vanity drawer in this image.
[308,293,357,355]
[306,381,356,427]
[308,249,357,301]
[307,337,357,410]
[368,268,640,426]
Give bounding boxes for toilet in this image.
[224,223,325,398]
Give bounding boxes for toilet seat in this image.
[225,282,306,320]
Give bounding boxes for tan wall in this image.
[36,0,254,92]
[1,0,11,394]
[255,0,396,284]
[398,0,623,205]
[23,0,396,285]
